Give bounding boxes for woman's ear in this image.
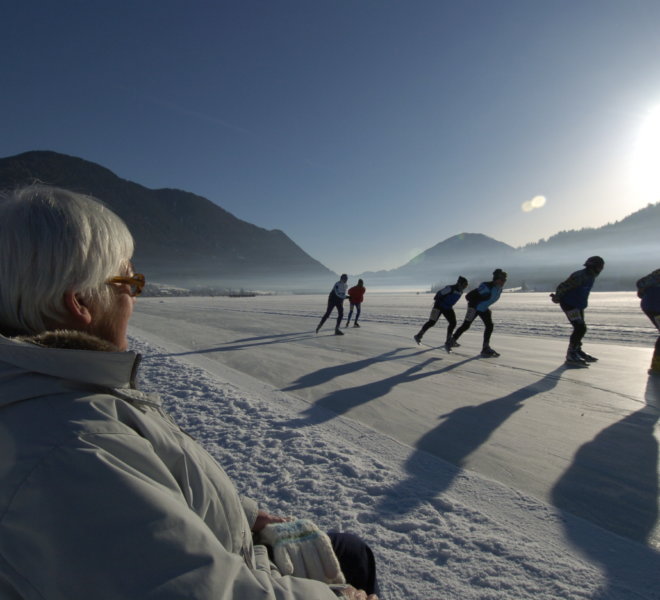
[62,291,94,328]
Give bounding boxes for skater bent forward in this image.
[317,274,349,335]
[414,276,468,347]
[449,269,507,357]
[551,255,604,366]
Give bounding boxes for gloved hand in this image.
[256,519,345,584]
[339,586,379,600]
[550,293,559,304]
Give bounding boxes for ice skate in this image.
[565,350,589,367]
[353,322,360,328]
[414,334,422,345]
[450,340,461,348]
[577,348,598,362]
[334,328,344,335]
[481,346,500,358]
[443,341,452,353]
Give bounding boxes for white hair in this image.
[0,185,134,335]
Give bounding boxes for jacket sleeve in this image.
[1,431,339,600]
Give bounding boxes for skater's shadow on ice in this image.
[151,331,311,357]
[282,347,421,392]
[283,356,477,429]
[377,366,567,516]
[550,374,660,597]
[229,332,311,344]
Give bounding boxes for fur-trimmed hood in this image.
[16,329,123,352]
[0,330,141,410]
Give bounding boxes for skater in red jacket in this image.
[345,279,366,328]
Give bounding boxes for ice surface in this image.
[131,292,660,599]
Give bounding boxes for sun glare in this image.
[521,195,546,213]
[631,106,660,204]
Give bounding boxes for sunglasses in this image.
[106,273,146,297]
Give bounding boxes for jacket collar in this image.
[0,330,140,395]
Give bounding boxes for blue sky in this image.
[3,1,660,274]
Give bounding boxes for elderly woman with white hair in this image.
[0,185,379,600]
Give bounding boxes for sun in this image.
[631,105,660,204]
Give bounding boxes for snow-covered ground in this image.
[130,292,660,599]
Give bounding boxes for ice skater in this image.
[550,256,605,366]
[636,268,660,375]
[316,274,349,335]
[414,276,468,347]
[449,269,507,357]
[345,279,366,328]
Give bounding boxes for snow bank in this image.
[130,330,660,599]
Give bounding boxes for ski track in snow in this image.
[130,333,660,600]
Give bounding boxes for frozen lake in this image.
[132,289,659,537]
[162,290,655,346]
[129,288,660,599]
[298,290,654,347]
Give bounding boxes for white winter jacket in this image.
[0,332,338,599]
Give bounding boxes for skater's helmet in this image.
[456,276,468,289]
[584,256,605,273]
[492,269,507,282]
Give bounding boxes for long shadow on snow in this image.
[149,331,312,358]
[282,356,478,429]
[282,347,423,392]
[376,366,567,516]
[550,374,660,598]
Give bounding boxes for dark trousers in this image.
[346,302,361,325]
[328,532,380,597]
[418,307,456,342]
[561,304,587,348]
[318,294,344,330]
[453,307,493,349]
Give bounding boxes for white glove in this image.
[257,519,345,584]
[339,587,378,600]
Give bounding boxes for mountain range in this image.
[0,151,334,290]
[365,202,660,290]
[1,150,658,292]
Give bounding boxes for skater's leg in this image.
[354,303,361,324]
[479,310,494,350]
[317,297,335,332]
[452,307,476,342]
[566,310,587,349]
[443,309,457,344]
[335,300,345,331]
[417,319,436,337]
[345,304,354,327]
[562,306,587,360]
[416,308,439,342]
